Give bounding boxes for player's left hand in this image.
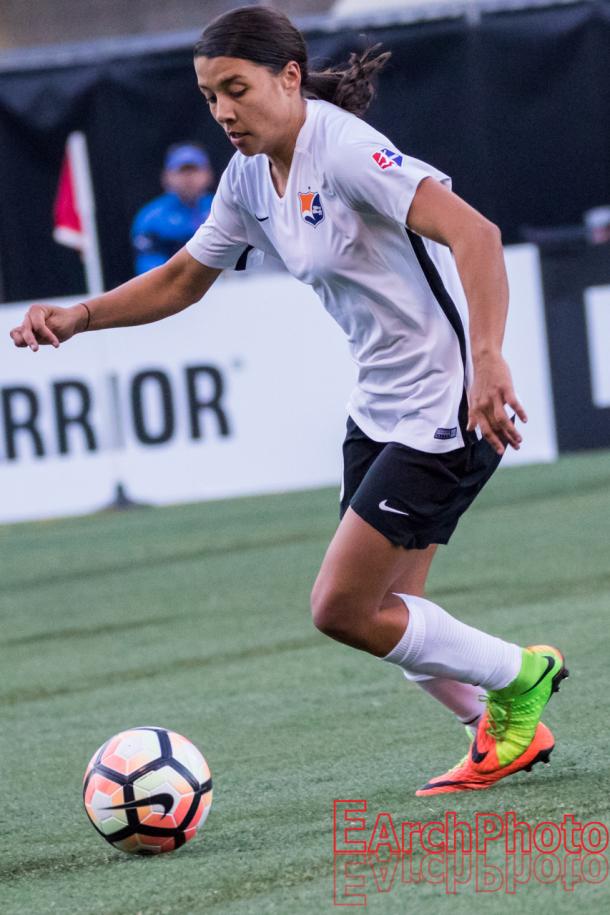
[467,353,527,455]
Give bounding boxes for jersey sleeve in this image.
[186,164,251,269]
[326,133,451,227]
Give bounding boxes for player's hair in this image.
[193,6,390,118]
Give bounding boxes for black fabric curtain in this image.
[0,1,608,300]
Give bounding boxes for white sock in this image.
[404,672,486,732]
[383,593,522,692]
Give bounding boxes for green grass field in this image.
[2,451,610,914]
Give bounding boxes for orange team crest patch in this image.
[298,190,324,227]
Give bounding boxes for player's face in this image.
[195,56,303,157]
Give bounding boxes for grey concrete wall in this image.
[0,0,334,49]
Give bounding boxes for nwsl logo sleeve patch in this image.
[372,148,404,170]
[298,190,325,227]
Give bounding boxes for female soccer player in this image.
[10,6,567,794]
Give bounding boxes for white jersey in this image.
[186,99,473,453]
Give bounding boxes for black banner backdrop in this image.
[541,239,610,452]
[0,1,608,301]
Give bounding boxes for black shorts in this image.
[339,417,502,550]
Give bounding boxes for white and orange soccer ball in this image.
[83,727,213,854]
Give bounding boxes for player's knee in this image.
[310,581,361,641]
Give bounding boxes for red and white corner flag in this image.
[53,131,104,295]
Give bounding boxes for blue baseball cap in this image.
[164,144,210,171]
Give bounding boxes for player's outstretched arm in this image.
[9,248,221,352]
[406,177,527,456]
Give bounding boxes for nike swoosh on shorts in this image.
[379,500,410,516]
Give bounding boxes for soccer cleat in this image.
[481,644,568,768]
[415,645,568,796]
[415,721,555,795]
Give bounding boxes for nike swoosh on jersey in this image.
[255,215,269,222]
[379,500,410,516]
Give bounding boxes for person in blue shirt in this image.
[131,143,215,274]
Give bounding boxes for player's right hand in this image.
[9,303,87,352]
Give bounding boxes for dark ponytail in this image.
[303,45,391,118]
[194,6,390,118]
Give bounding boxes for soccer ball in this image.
[83,726,213,854]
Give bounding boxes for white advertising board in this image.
[0,244,556,523]
[501,244,557,466]
[585,284,610,409]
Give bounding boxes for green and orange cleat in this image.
[416,645,568,796]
